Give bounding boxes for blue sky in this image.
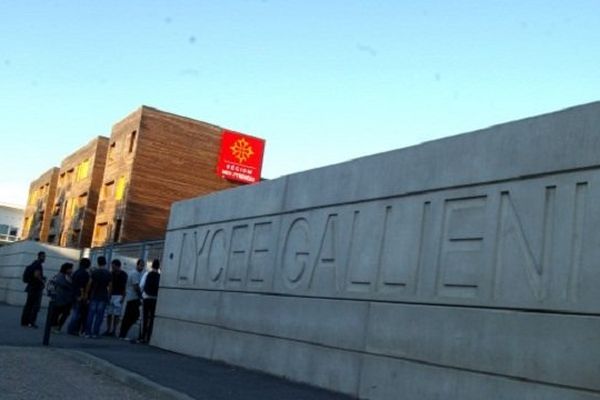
[1,1,599,206]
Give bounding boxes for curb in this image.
[57,348,197,400]
[0,345,195,400]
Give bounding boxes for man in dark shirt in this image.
[103,259,127,336]
[140,259,161,343]
[20,251,46,328]
[84,256,112,338]
[67,257,91,336]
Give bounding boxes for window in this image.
[77,159,90,181]
[103,181,115,199]
[95,222,109,243]
[115,176,126,201]
[66,168,75,183]
[0,224,8,235]
[108,142,116,162]
[76,194,87,219]
[67,199,77,218]
[71,230,80,245]
[113,219,122,242]
[129,131,137,153]
[38,211,44,226]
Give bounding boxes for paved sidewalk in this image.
[0,303,354,400]
[0,346,162,400]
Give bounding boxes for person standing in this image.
[49,262,75,333]
[84,256,112,338]
[103,259,127,337]
[118,259,144,340]
[139,259,160,344]
[20,251,46,328]
[67,257,91,336]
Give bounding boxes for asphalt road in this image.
[0,303,354,400]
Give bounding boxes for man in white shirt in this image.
[118,259,145,340]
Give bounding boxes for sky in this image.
[1,1,599,207]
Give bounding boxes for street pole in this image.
[43,298,55,346]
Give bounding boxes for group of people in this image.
[20,251,161,344]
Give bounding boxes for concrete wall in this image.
[153,102,600,399]
[0,241,81,306]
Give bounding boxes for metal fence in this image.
[84,240,164,271]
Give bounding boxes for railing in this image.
[28,225,42,240]
[0,233,19,243]
[71,208,85,229]
[86,240,165,271]
[48,217,60,234]
[33,221,42,232]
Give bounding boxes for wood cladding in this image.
[92,108,141,247]
[22,167,59,242]
[22,106,246,248]
[47,136,109,248]
[91,106,242,247]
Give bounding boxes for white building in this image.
[0,203,24,246]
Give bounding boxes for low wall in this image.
[0,241,81,306]
[154,102,600,399]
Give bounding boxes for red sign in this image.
[217,130,265,184]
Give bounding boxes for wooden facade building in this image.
[47,136,109,248]
[91,106,241,247]
[22,167,59,242]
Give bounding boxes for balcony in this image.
[0,233,18,244]
[29,224,42,240]
[70,208,85,229]
[48,217,61,235]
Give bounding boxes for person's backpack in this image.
[22,263,35,284]
[46,274,58,298]
[143,271,160,297]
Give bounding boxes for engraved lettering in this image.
[248,222,273,286]
[377,201,424,295]
[414,201,431,295]
[281,218,310,287]
[346,209,378,292]
[177,230,198,285]
[227,225,250,286]
[494,188,555,301]
[309,214,339,291]
[208,229,228,282]
[568,182,587,302]
[437,197,487,299]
